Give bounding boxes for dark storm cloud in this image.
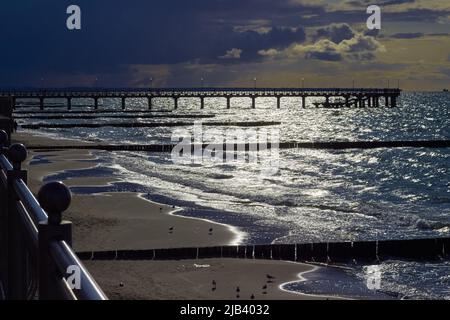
[301,8,450,27]
[217,27,306,62]
[390,32,424,39]
[364,29,382,37]
[346,0,416,6]
[429,33,450,37]
[314,24,355,43]
[303,34,383,62]
[0,0,312,85]
[306,50,343,61]
[0,0,448,87]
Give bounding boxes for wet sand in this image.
[84,259,321,300]
[12,131,326,300]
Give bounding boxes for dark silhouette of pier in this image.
[0,87,401,110]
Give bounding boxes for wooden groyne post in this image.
[77,238,450,264]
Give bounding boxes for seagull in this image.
[212,280,216,286]
[209,228,213,234]
[236,286,240,293]
[262,284,267,290]
[119,282,124,287]
[236,294,240,299]
[169,227,174,233]
[266,274,275,280]
[251,294,255,300]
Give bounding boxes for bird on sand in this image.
[266,274,275,280]
[251,294,255,300]
[262,284,267,290]
[236,286,240,293]
[169,227,174,233]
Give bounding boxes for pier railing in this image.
[0,130,107,300]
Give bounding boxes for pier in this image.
[1,87,401,110]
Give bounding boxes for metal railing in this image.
[0,130,107,300]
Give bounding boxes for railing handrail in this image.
[0,134,107,300]
[13,179,48,224]
[49,240,108,300]
[0,154,13,171]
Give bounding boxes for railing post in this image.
[6,144,28,300]
[37,181,72,300]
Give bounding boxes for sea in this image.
[15,91,450,299]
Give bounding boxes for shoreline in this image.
[12,130,329,300]
[14,131,240,251]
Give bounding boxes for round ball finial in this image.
[38,181,72,225]
[0,130,8,146]
[8,143,27,168]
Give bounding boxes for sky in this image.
[0,0,449,90]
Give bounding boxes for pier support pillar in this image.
[385,96,390,107]
[121,97,126,110]
[276,96,281,109]
[302,96,306,108]
[174,97,178,110]
[39,97,44,110]
[12,97,16,110]
[148,97,153,110]
[391,96,397,108]
[358,97,363,108]
[251,96,256,109]
[325,96,330,108]
[226,97,231,109]
[200,97,205,109]
[67,98,72,110]
[94,97,99,110]
[368,97,372,108]
[345,96,350,108]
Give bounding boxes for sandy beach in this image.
[12,131,326,300]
